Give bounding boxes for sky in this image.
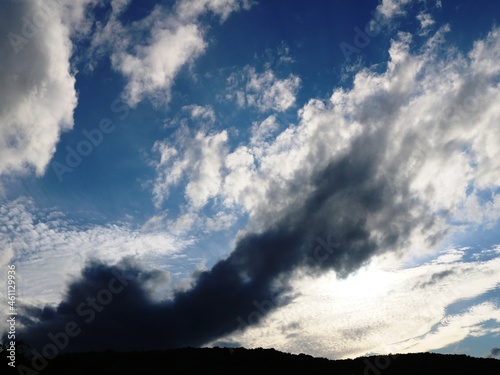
[0,0,500,363]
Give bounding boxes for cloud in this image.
[154,26,500,241]
[216,247,500,359]
[376,0,412,19]
[184,105,216,125]
[417,12,435,35]
[114,21,206,106]
[175,0,254,22]
[250,115,281,144]
[227,67,301,112]
[400,302,500,354]
[415,269,456,289]
[91,0,252,106]
[153,127,229,209]
[7,7,500,359]
[431,248,467,265]
[0,0,80,177]
[13,109,448,352]
[163,104,216,129]
[0,198,192,310]
[375,0,441,25]
[126,24,500,355]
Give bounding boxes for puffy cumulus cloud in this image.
[114,21,206,106]
[0,198,192,308]
[91,0,252,106]
[227,67,301,112]
[256,26,500,230]
[0,0,89,177]
[214,246,500,359]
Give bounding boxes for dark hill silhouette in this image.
[2,344,500,374]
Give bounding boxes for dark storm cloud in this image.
[11,130,444,354]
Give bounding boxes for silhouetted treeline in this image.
[2,344,500,374]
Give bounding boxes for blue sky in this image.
[1,0,499,362]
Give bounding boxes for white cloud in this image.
[153,127,229,209]
[114,21,207,106]
[227,67,301,112]
[92,0,252,106]
[176,0,254,22]
[184,104,216,125]
[0,0,81,177]
[163,104,216,129]
[376,0,412,19]
[431,248,467,264]
[376,0,442,23]
[417,12,435,34]
[250,115,281,144]
[397,302,500,354]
